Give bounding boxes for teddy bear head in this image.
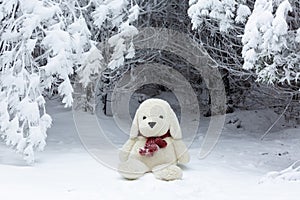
[130,98,182,139]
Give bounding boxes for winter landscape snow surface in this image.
[0,100,300,200]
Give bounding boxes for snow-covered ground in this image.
[1,100,300,200]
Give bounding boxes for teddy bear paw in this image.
[118,159,149,180]
[153,165,183,181]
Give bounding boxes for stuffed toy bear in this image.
[118,98,190,181]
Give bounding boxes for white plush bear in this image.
[118,98,190,181]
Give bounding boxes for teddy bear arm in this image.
[173,140,190,164]
[119,139,136,162]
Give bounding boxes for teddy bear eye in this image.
[159,115,163,119]
[143,116,147,120]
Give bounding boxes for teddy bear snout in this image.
[148,122,156,128]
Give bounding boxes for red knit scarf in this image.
[139,130,171,157]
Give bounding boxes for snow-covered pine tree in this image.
[188,0,300,122]
[0,0,92,163]
[188,0,300,90]
[75,0,140,112]
[242,0,300,88]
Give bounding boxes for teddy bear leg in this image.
[118,159,149,180]
[152,164,183,181]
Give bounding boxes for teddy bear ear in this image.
[168,106,182,140]
[130,110,139,139]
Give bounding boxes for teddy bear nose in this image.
[148,122,156,128]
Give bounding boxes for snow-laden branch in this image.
[0,0,93,163]
[188,0,300,91]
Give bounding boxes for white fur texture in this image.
[118,99,190,181]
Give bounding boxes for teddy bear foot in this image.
[153,164,183,181]
[118,159,149,180]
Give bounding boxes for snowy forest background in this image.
[0,0,299,168]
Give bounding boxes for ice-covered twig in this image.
[260,95,293,140]
[260,160,300,183]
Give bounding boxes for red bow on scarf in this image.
[139,131,171,157]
